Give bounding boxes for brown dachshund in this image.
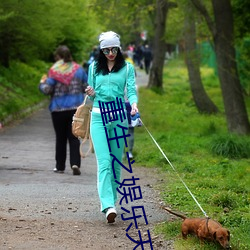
[162,207,231,249]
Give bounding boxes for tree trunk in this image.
[147,0,169,89]
[212,0,250,134]
[184,4,218,114]
[191,0,250,134]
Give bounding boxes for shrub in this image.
[210,135,250,159]
[210,191,237,209]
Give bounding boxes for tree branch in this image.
[167,1,178,9]
[190,0,216,37]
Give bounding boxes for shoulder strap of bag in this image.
[92,61,95,89]
[79,61,96,158]
[126,62,129,88]
[79,121,94,158]
[124,62,129,100]
[78,94,93,158]
[83,94,88,105]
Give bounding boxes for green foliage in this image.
[165,0,213,45]
[154,221,181,240]
[236,37,250,95]
[135,58,250,249]
[210,191,238,209]
[232,0,250,39]
[92,0,155,46]
[0,0,100,66]
[165,3,184,44]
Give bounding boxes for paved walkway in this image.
[135,68,149,88]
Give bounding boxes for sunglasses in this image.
[102,47,119,55]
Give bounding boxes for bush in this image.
[210,191,237,209]
[210,135,250,159]
[0,60,49,123]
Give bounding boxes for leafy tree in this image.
[53,1,99,62]
[164,1,184,44]
[190,0,250,134]
[148,0,177,89]
[232,0,250,95]
[91,0,155,47]
[232,0,250,39]
[0,0,99,67]
[0,0,57,66]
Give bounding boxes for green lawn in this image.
[134,58,250,250]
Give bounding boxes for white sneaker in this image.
[53,168,64,173]
[128,152,133,159]
[72,165,81,175]
[105,208,117,223]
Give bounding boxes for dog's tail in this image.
[161,206,187,220]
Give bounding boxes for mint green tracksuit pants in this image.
[90,111,128,212]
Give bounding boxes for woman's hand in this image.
[85,86,95,97]
[131,103,138,116]
[40,74,47,83]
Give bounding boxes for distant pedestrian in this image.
[143,44,152,74]
[85,31,138,223]
[87,46,99,70]
[39,45,88,175]
[134,45,144,69]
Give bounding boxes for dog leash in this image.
[139,118,209,218]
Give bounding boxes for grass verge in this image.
[134,58,250,250]
[0,60,50,125]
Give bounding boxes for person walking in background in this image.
[143,44,152,74]
[39,45,88,175]
[85,46,100,72]
[123,51,134,66]
[85,31,138,223]
[134,44,144,69]
[88,46,99,64]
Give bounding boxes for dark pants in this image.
[144,59,151,74]
[128,127,134,152]
[51,110,80,171]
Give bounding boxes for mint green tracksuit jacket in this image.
[88,62,138,212]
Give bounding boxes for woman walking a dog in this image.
[85,31,138,223]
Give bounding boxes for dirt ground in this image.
[0,162,173,250]
[0,84,174,249]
